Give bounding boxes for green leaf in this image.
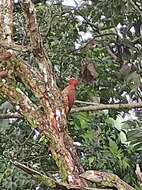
[109,139,118,155]
[119,131,127,143]
[88,157,95,166]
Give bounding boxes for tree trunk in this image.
[0,0,87,187]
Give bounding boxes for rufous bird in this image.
[62,78,78,115]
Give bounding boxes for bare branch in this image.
[71,102,142,113]
[75,100,99,105]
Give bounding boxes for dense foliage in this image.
[0,0,142,189]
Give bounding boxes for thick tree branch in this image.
[0,41,32,52]
[20,0,55,86]
[11,57,53,117]
[19,0,67,131]
[1,55,58,120]
[12,160,111,190]
[0,82,51,133]
[80,170,135,190]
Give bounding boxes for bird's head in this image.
[68,78,78,87]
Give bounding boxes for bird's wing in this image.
[62,86,69,114]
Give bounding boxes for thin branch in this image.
[71,102,142,113]
[71,33,117,53]
[20,129,34,146]
[75,100,99,105]
[0,113,22,119]
[128,0,142,17]
[105,45,118,61]
[12,160,42,176]
[77,12,100,33]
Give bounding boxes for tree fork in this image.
[0,0,88,187]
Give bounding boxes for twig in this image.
[105,45,118,61]
[78,12,100,33]
[60,32,118,63]
[20,129,34,146]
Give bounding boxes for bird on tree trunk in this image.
[62,78,78,115]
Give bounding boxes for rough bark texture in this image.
[80,170,135,190]
[0,0,87,187]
